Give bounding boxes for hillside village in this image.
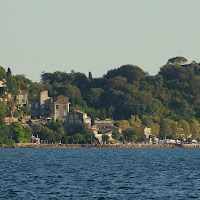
[1,58,200,146]
[0,82,154,145]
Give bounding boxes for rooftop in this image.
[54,95,70,104]
[18,90,28,95]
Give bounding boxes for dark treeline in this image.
[40,56,200,122]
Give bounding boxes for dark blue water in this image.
[0,148,200,200]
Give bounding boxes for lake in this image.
[0,148,200,199]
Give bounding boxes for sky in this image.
[1,0,200,82]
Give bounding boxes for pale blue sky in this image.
[1,0,200,82]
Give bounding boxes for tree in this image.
[0,121,11,145]
[190,119,200,139]
[179,120,190,140]
[124,129,139,142]
[10,122,25,143]
[7,68,12,77]
[86,88,104,108]
[88,71,93,80]
[102,134,110,144]
[62,135,70,144]
[6,70,17,95]
[129,115,142,127]
[0,101,7,123]
[141,115,153,127]
[160,118,173,139]
[45,121,65,136]
[150,123,160,136]
[170,120,179,139]
[33,125,54,143]
[119,135,125,143]
[73,133,83,144]
[112,130,120,141]
[105,64,146,84]
[107,106,114,119]
[67,119,93,144]
[0,66,6,80]
[114,120,130,130]
[24,127,32,142]
[74,120,91,135]
[130,134,138,142]
[100,108,107,120]
[167,56,188,65]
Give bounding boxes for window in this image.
[23,95,25,98]
[56,105,59,109]
[63,105,67,109]
[22,99,25,103]
[29,104,31,108]
[56,111,59,116]
[64,111,67,116]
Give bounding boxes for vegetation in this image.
[1,56,200,144]
[9,122,32,143]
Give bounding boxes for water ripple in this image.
[0,148,200,199]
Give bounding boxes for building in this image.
[65,110,91,132]
[31,134,40,144]
[93,119,122,133]
[1,92,13,103]
[17,90,28,107]
[4,117,18,125]
[39,90,53,118]
[29,92,70,122]
[50,95,70,122]
[28,90,53,119]
[66,110,91,126]
[0,79,6,88]
[93,130,113,144]
[92,119,121,144]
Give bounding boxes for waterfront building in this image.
[31,134,40,144]
[92,119,121,144]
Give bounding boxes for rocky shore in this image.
[0,143,186,148]
[13,143,166,148]
[1,143,200,148]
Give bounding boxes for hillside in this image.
[1,56,200,144]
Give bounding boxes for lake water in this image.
[0,148,200,200]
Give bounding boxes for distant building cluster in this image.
[0,84,154,144]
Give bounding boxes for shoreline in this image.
[1,143,200,148]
